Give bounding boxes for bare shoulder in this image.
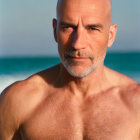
[0,75,45,123]
[105,67,140,110]
[0,65,58,119]
[108,67,140,113]
[119,84,140,111]
[0,65,59,139]
[105,67,137,86]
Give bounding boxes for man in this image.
[0,0,140,139]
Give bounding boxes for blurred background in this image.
[0,0,140,92]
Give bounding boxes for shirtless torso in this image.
[1,65,140,140]
[1,0,140,139]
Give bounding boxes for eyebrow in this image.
[59,21,76,27]
[86,24,104,29]
[59,21,104,29]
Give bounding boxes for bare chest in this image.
[20,93,140,140]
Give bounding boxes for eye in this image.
[89,27,99,31]
[62,26,73,30]
[90,27,96,30]
[61,25,76,34]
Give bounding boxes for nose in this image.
[72,27,87,50]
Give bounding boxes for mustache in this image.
[64,48,94,59]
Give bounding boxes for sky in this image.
[0,0,140,57]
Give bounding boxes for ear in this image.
[107,24,117,48]
[52,18,58,42]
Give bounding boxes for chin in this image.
[62,62,97,78]
[60,54,105,78]
[66,69,92,78]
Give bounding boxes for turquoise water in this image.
[0,52,140,92]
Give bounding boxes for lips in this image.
[65,55,89,61]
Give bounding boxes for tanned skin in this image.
[0,0,140,140]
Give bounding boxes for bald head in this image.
[53,0,117,77]
[56,0,112,24]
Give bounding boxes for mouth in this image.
[65,55,89,61]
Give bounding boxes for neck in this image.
[57,63,110,98]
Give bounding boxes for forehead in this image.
[57,0,111,24]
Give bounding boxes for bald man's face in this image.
[53,0,117,78]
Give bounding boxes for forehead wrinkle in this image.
[56,0,112,24]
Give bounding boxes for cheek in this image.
[89,33,108,59]
[58,31,72,46]
[57,34,71,59]
[92,33,109,48]
[57,33,67,58]
[58,44,64,57]
[57,32,74,59]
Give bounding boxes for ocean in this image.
[0,52,140,93]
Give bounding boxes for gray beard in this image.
[58,47,106,78]
[61,58,97,78]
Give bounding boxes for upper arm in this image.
[0,76,46,140]
[0,93,16,139]
[0,77,45,140]
[0,82,23,140]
